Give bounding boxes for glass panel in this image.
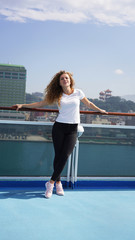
[0,121,68,177]
[78,124,135,176]
[0,121,135,177]
[79,125,135,146]
[0,122,53,142]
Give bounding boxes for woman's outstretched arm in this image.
[81,97,108,114]
[13,99,48,111]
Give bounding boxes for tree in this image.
[85,96,135,112]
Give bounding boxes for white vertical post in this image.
[74,139,79,182]
[71,147,75,185]
[66,125,84,188]
[67,155,71,183]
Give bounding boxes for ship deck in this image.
[1,186,135,240]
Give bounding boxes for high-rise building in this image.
[0,64,26,106]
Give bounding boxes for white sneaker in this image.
[56,182,64,196]
[45,181,54,198]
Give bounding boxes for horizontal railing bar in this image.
[80,111,135,117]
[0,106,58,113]
[0,106,135,117]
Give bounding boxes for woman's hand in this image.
[12,104,24,111]
[99,109,108,114]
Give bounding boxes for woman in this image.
[15,70,107,198]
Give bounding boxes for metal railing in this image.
[0,106,135,116]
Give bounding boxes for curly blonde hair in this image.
[44,70,75,106]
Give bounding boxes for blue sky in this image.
[0,0,135,99]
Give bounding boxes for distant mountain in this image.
[26,92,57,109]
[87,96,135,112]
[122,95,135,102]
[26,93,43,103]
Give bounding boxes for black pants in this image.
[51,121,78,182]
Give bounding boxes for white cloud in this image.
[0,0,135,25]
[114,69,124,75]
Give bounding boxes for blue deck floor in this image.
[1,188,135,240]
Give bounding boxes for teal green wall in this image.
[78,143,135,176]
[0,141,67,177]
[0,122,135,177]
[0,141,135,177]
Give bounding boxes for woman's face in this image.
[59,73,71,88]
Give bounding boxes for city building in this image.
[0,64,26,106]
[99,91,105,101]
[0,110,26,121]
[91,116,112,125]
[105,89,112,99]
[99,89,112,101]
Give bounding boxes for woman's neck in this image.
[62,87,73,95]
